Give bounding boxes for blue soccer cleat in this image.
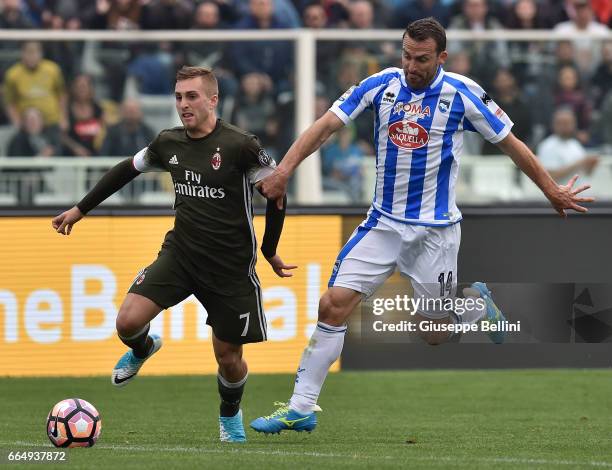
[219,409,247,443]
[470,282,507,344]
[250,402,317,434]
[111,334,162,387]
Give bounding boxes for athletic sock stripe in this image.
[316,324,347,334]
[218,372,248,389]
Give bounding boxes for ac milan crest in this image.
[211,148,222,170]
[134,269,147,286]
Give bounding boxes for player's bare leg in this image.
[412,312,456,345]
[251,287,361,434]
[213,333,247,442]
[111,293,164,387]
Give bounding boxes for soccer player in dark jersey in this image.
[51,66,295,443]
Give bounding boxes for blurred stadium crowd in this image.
[0,0,611,204]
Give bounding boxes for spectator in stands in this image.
[537,107,599,184]
[347,0,377,28]
[596,92,612,148]
[43,10,83,85]
[230,0,293,93]
[448,0,508,88]
[532,41,580,141]
[201,0,241,25]
[101,98,155,157]
[554,0,609,72]
[0,0,33,28]
[554,64,593,144]
[303,2,328,28]
[192,0,227,29]
[503,0,548,88]
[391,0,451,29]
[320,124,364,203]
[314,0,350,26]
[449,0,503,30]
[231,72,278,153]
[6,107,57,204]
[140,0,193,29]
[186,1,229,63]
[62,74,105,157]
[126,43,175,95]
[481,68,532,155]
[3,41,67,143]
[7,107,59,157]
[326,56,374,154]
[445,49,472,75]
[503,0,548,29]
[541,0,571,26]
[85,0,142,30]
[590,40,612,108]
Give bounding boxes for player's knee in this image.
[215,349,241,371]
[115,308,144,337]
[318,292,349,326]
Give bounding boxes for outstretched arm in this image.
[258,111,345,208]
[496,132,594,217]
[52,158,141,235]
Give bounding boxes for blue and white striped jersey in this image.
[330,66,513,225]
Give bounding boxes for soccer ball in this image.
[46,398,102,448]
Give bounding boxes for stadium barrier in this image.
[0,215,341,376]
[2,155,611,207]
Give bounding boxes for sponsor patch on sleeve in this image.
[258,148,275,167]
[338,85,356,102]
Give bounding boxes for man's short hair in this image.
[403,17,447,54]
[176,66,219,97]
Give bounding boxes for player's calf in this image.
[318,287,362,326]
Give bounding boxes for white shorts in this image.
[328,209,461,319]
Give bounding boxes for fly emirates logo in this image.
[174,170,225,199]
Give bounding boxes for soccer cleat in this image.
[470,282,506,344]
[219,409,246,443]
[111,334,162,387]
[250,402,317,434]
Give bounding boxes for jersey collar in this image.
[401,66,445,93]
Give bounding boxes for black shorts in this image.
[128,249,267,344]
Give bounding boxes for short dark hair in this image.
[176,66,219,96]
[403,17,447,54]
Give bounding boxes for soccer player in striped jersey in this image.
[251,18,594,434]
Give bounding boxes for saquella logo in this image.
[388,120,429,150]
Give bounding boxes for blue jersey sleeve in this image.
[329,68,399,124]
[445,73,514,144]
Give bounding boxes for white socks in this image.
[289,321,347,414]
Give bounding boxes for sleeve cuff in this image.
[329,106,351,125]
[487,125,512,145]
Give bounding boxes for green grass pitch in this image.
[0,370,611,469]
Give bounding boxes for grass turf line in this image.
[0,370,611,469]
